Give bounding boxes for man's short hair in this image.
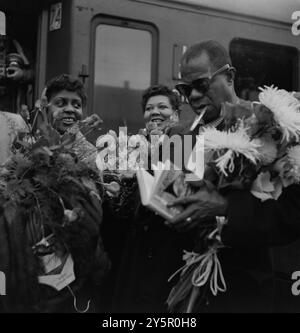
[45,74,87,106]
[141,85,181,113]
[181,40,232,72]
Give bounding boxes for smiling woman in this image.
[106,84,194,313]
[48,90,83,134]
[45,74,86,134]
[31,74,102,169]
[142,85,181,134]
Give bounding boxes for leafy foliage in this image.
[0,115,109,312]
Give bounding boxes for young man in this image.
[168,40,300,312]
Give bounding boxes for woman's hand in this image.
[80,114,103,130]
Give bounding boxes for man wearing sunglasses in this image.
[176,42,237,125]
[167,40,300,313]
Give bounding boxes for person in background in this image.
[142,85,179,136]
[104,85,195,313]
[0,110,29,164]
[0,36,34,114]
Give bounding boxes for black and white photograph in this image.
[0,0,300,321]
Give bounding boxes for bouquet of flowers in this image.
[197,86,300,195]
[0,110,110,312]
[95,129,147,218]
[167,86,300,313]
[95,121,178,219]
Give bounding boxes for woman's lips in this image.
[150,118,164,124]
[61,117,76,125]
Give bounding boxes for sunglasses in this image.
[175,64,233,98]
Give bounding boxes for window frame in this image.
[89,15,159,117]
[229,37,299,95]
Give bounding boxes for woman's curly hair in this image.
[45,74,87,106]
[141,85,181,113]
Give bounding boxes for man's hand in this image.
[167,186,228,231]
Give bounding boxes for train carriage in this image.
[0,0,300,312]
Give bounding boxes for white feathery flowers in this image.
[253,136,278,165]
[258,85,300,142]
[202,124,261,176]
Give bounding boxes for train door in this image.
[90,16,158,134]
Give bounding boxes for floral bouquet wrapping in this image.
[95,129,147,219]
[0,111,110,312]
[167,86,300,313]
[95,121,179,219]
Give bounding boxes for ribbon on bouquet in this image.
[168,218,228,312]
[190,248,226,296]
[175,247,226,295]
[168,244,226,313]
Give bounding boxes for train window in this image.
[92,19,157,133]
[230,38,298,101]
[0,11,5,35]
